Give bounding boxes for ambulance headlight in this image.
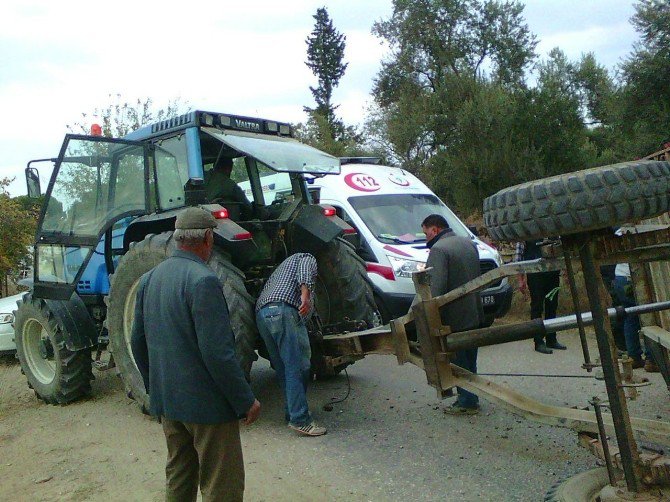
[387,256,425,279]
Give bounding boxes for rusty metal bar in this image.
[576,236,640,492]
[563,243,593,371]
[450,364,670,446]
[590,396,617,486]
[411,270,455,397]
[442,300,670,352]
[443,319,543,351]
[641,326,670,351]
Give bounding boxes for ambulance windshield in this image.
[348,193,470,244]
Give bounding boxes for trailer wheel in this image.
[483,160,670,241]
[14,294,93,404]
[107,232,258,411]
[544,468,611,502]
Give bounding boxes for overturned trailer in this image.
[321,159,670,501]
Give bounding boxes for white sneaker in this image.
[288,421,327,436]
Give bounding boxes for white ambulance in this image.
[307,158,513,324]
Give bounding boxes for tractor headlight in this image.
[0,313,14,324]
[387,256,425,279]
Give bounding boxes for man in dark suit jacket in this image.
[131,207,260,502]
[422,214,484,415]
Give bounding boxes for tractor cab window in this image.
[154,135,189,210]
[203,156,253,220]
[256,162,293,206]
[35,136,149,296]
[41,138,147,237]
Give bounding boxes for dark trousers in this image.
[453,348,479,408]
[528,271,560,346]
[162,418,244,502]
[613,276,651,361]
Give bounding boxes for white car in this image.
[0,293,23,353]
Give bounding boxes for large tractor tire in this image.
[484,160,670,241]
[14,294,93,404]
[310,238,380,377]
[314,237,379,328]
[107,232,258,411]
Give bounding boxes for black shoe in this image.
[535,343,553,354]
[546,341,567,350]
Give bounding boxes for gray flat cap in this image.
[175,207,217,230]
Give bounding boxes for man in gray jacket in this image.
[422,214,484,415]
[131,207,260,502]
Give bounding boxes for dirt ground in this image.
[0,329,668,501]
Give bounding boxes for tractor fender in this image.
[289,204,346,254]
[44,294,97,351]
[123,204,254,251]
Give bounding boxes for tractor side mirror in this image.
[25,167,41,198]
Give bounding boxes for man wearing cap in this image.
[131,206,261,502]
[421,214,484,415]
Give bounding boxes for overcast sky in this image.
[0,0,638,196]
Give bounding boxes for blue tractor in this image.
[14,111,379,407]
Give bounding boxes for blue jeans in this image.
[613,276,650,360]
[453,348,479,408]
[256,303,312,427]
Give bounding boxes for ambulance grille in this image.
[479,260,502,288]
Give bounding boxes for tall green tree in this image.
[294,113,365,157]
[304,7,349,142]
[0,178,37,293]
[618,0,670,157]
[368,0,537,174]
[367,0,539,212]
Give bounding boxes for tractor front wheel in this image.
[14,294,93,404]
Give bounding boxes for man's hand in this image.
[299,285,311,317]
[242,399,261,425]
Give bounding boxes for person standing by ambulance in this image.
[421,214,484,415]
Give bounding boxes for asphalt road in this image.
[0,329,667,501]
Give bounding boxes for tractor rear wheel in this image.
[107,232,258,411]
[315,237,379,328]
[14,294,93,404]
[312,238,380,376]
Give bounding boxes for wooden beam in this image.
[432,258,564,309]
[450,365,670,446]
[641,325,670,351]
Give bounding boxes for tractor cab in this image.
[28,111,346,301]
